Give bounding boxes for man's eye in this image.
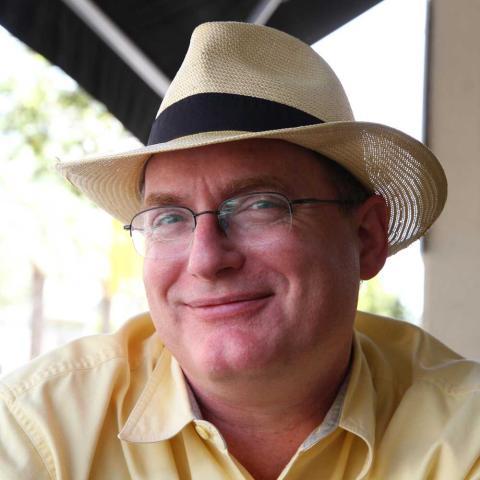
[151,213,186,228]
[244,197,285,211]
[250,200,278,209]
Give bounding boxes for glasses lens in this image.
[129,193,293,258]
[130,206,194,258]
[220,192,292,244]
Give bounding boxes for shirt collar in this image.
[118,347,199,443]
[338,329,377,477]
[119,322,377,466]
[300,369,350,450]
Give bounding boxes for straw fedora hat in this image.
[57,21,447,256]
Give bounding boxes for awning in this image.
[0,0,382,142]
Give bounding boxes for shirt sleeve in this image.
[0,396,51,480]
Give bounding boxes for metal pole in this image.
[247,0,286,25]
[61,0,171,96]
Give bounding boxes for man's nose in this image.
[186,213,245,279]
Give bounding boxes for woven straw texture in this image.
[57,22,447,256]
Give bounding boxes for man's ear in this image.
[354,195,389,280]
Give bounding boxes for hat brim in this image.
[57,121,447,256]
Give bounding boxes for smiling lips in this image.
[185,292,273,320]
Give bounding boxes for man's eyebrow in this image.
[143,175,290,208]
[223,175,290,197]
[144,193,183,208]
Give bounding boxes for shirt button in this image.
[195,425,211,440]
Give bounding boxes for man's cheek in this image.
[143,261,175,307]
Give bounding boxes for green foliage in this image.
[0,46,134,187]
[0,30,148,367]
[0,36,138,307]
[358,276,407,320]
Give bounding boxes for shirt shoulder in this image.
[355,310,480,395]
[0,312,158,403]
[0,313,161,479]
[354,312,480,478]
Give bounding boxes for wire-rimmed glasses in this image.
[124,191,353,259]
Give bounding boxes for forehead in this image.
[143,139,336,203]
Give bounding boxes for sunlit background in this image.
[0,0,427,376]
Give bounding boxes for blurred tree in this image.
[358,276,407,320]
[0,37,141,361]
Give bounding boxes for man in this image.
[1,21,479,480]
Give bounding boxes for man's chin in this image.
[185,334,280,384]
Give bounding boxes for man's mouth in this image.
[184,292,273,320]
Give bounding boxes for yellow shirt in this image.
[1,311,479,479]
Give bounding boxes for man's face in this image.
[143,139,365,385]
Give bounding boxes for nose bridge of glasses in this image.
[193,209,227,232]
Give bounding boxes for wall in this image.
[424,0,480,360]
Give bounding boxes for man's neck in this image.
[185,344,352,480]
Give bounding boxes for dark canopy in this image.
[0,0,381,142]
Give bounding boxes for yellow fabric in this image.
[106,218,142,297]
[1,311,480,479]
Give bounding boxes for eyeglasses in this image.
[124,191,354,259]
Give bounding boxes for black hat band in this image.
[147,92,323,145]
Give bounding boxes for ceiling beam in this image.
[247,0,286,25]
[61,0,171,96]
